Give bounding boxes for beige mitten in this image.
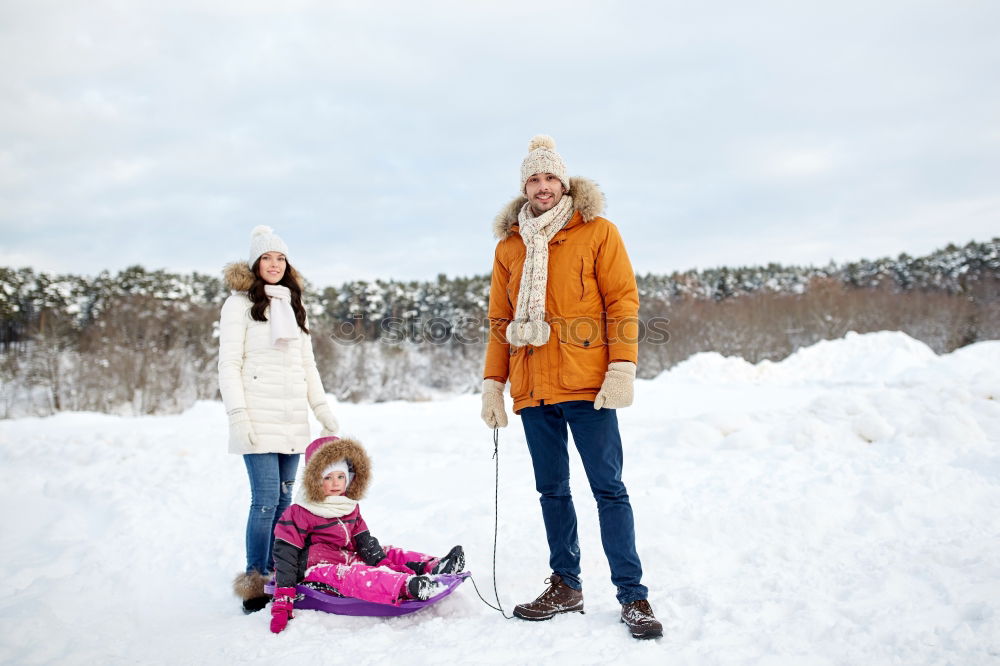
[313,403,340,436]
[480,379,509,429]
[593,362,636,410]
[228,408,257,449]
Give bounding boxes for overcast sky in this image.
[2,1,998,287]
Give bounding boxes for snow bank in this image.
[1,332,999,665]
[667,330,940,385]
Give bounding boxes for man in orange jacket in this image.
[480,135,661,640]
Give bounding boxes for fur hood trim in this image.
[492,176,606,240]
[302,436,372,503]
[222,261,304,292]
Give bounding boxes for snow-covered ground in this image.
[1,331,999,665]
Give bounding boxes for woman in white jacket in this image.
[219,225,339,613]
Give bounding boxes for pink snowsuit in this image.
[273,503,435,606]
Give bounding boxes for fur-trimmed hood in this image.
[492,176,606,240]
[302,436,372,503]
[222,261,304,293]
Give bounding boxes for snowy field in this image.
[2,331,999,665]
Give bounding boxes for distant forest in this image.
[1,238,997,418]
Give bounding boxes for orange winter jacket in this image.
[483,177,639,413]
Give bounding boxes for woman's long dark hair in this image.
[248,258,309,334]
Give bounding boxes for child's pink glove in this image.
[269,587,296,634]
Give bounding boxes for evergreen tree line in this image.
[1,239,997,418]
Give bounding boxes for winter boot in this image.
[232,570,272,614]
[405,561,429,575]
[407,575,436,601]
[621,599,663,639]
[512,574,584,621]
[431,545,465,575]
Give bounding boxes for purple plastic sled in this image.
[264,572,470,617]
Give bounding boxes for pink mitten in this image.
[269,587,296,634]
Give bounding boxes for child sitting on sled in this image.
[269,435,465,633]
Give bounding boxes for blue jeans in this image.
[520,401,648,605]
[243,453,300,575]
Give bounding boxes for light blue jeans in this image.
[243,453,300,575]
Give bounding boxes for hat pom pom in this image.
[528,134,556,152]
[250,225,273,238]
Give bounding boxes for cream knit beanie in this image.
[248,225,290,265]
[520,134,569,194]
[321,459,353,489]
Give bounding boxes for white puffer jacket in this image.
[217,262,331,455]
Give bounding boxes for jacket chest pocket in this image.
[577,255,598,301]
[555,252,601,315]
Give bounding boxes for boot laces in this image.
[628,599,653,616]
[540,577,560,600]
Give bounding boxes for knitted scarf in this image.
[293,486,358,519]
[505,194,574,348]
[263,284,300,348]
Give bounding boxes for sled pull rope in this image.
[468,428,512,619]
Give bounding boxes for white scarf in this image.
[505,194,574,348]
[264,284,300,348]
[293,486,358,519]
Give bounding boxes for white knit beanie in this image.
[520,134,569,194]
[321,459,353,488]
[248,225,290,265]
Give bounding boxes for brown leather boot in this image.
[621,599,663,639]
[513,574,584,621]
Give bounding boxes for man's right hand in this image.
[480,379,509,429]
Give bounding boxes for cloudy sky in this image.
[2,1,998,286]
